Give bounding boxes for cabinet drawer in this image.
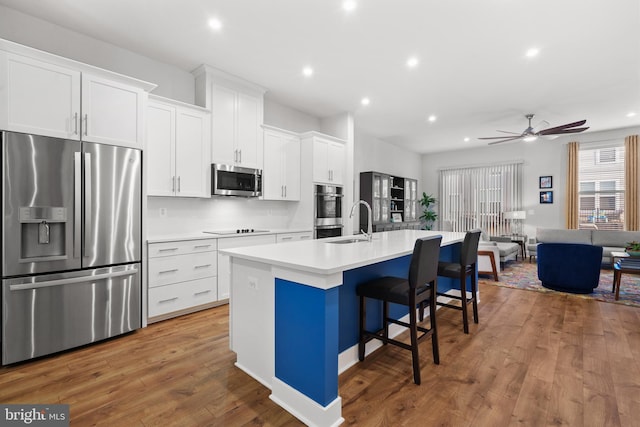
[148,239,217,258]
[217,234,276,250]
[148,252,217,287]
[148,277,217,318]
[276,232,313,243]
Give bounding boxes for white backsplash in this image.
[146,196,310,236]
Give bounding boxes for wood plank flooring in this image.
[1,282,639,426]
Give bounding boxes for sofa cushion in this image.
[591,230,640,248]
[536,228,592,245]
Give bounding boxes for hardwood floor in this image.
[2,282,640,426]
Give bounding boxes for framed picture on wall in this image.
[539,176,553,189]
[540,191,553,204]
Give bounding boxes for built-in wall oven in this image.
[314,184,343,239]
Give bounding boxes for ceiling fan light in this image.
[523,136,537,142]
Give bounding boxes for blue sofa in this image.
[537,243,603,294]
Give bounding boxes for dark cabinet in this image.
[360,171,420,232]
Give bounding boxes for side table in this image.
[611,251,640,300]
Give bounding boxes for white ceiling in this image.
[1,0,639,154]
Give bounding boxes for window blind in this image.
[439,162,523,235]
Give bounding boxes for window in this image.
[578,145,625,230]
[439,162,522,235]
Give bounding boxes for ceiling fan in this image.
[479,114,589,145]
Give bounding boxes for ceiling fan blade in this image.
[496,130,521,135]
[478,136,523,140]
[487,136,523,145]
[537,120,587,134]
[538,126,589,135]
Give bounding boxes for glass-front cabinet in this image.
[360,171,420,232]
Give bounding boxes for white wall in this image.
[421,126,640,237]
[353,129,423,230]
[264,97,321,133]
[0,5,195,103]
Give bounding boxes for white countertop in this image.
[221,229,466,275]
[147,228,312,244]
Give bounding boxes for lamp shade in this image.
[504,210,526,220]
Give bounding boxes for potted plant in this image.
[625,241,640,257]
[419,192,438,230]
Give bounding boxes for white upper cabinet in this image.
[263,126,300,201]
[81,73,145,148]
[0,41,155,148]
[210,84,236,165]
[0,53,81,139]
[146,96,211,198]
[306,133,346,185]
[193,65,265,170]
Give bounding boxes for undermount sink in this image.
[326,238,368,244]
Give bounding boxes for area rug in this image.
[479,261,640,308]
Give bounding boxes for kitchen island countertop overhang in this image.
[220,229,467,278]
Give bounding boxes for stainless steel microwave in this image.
[211,164,262,197]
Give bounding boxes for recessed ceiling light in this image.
[627,112,637,117]
[302,66,314,77]
[427,115,437,122]
[464,137,470,142]
[208,18,223,31]
[343,1,357,12]
[525,47,540,58]
[406,57,419,68]
[361,97,370,106]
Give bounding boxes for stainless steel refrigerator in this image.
[1,131,142,365]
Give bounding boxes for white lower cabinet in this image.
[147,238,219,322]
[276,231,313,243]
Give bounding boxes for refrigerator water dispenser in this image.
[19,206,67,260]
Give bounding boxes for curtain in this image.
[566,142,579,229]
[625,135,639,230]
[439,162,522,235]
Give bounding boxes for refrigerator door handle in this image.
[9,267,139,291]
[84,152,92,258]
[74,152,82,258]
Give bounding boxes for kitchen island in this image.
[221,229,468,426]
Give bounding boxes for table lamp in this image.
[504,210,526,235]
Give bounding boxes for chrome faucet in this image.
[349,200,373,242]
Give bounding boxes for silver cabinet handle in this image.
[158,269,179,274]
[194,290,211,296]
[172,176,175,192]
[194,264,212,269]
[193,244,212,249]
[159,297,178,304]
[234,149,238,163]
[284,185,287,197]
[239,149,242,163]
[158,248,178,252]
[177,176,181,192]
[74,113,79,135]
[83,114,88,136]
[281,237,293,241]
[300,235,311,240]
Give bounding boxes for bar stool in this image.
[436,229,481,334]
[356,235,442,385]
